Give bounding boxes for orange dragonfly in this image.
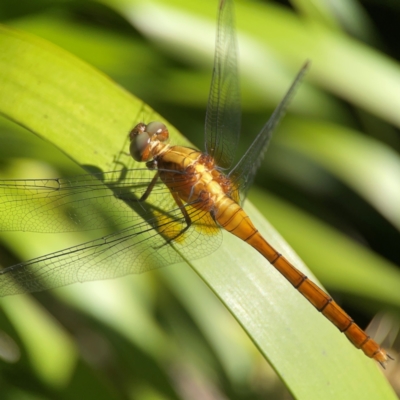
[0,0,391,367]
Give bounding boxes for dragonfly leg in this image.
[140,172,160,202]
[154,191,193,248]
[171,191,192,230]
[112,171,159,208]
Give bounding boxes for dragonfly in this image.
[0,0,391,367]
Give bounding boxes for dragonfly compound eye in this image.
[130,129,151,162]
[146,121,169,142]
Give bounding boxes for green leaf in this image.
[0,23,396,400]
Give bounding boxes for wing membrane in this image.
[0,166,223,296]
[229,62,310,201]
[205,0,241,169]
[0,197,221,296]
[0,169,184,233]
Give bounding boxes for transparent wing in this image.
[205,0,241,169]
[229,62,310,202]
[0,204,221,296]
[0,169,179,233]
[0,169,223,296]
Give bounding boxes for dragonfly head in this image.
[129,121,169,162]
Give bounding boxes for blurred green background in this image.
[1,0,400,398]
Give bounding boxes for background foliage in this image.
[0,0,400,399]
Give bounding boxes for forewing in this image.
[0,169,174,233]
[229,62,310,202]
[205,0,241,169]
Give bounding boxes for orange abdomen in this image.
[214,197,389,365]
